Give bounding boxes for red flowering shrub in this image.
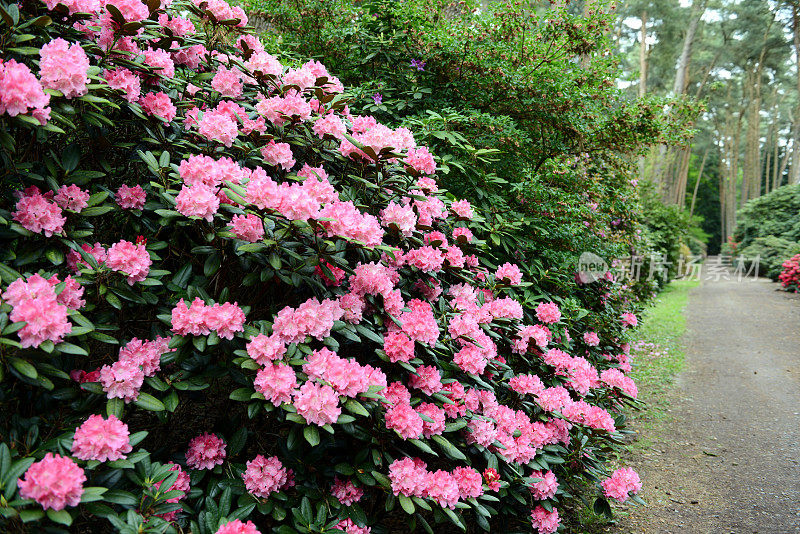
[0,0,644,532]
[778,254,800,292]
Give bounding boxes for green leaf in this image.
[134,392,165,411]
[81,206,115,217]
[45,508,72,526]
[433,435,467,460]
[56,342,88,356]
[106,397,124,419]
[344,399,370,417]
[303,426,320,446]
[408,439,437,456]
[398,494,415,514]
[229,388,252,401]
[9,357,37,379]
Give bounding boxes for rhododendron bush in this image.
[0,0,643,532]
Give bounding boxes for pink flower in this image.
[0,59,50,118]
[153,462,190,521]
[254,363,297,406]
[335,519,371,534]
[246,51,284,76]
[453,344,487,375]
[211,65,243,98]
[186,433,226,470]
[496,262,523,285]
[171,298,209,336]
[243,455,287,498]
[215,520,261,534]
[621,312,638,327]
[39,38,89,98]
[601,467,641,502]
[383,331,415,363]
[140,91,177,123]
[3,274,72,348]
[116,184,146,209]
[425,469,459,509]
[106,0,148,21]
[67,242,106,272]
[536,302,561,324]
[313,113,346,139]
[384,402,423,440]
[600,368,638,398]
[530,505,560,534]
[452,466,483,499]
[389,457,428,497]
[17,453,85,511]
[260,140,295,170]
[331,477,364,506]
[294,381,341,426]
[246,334,286,365]
[450,199,473,219]
[408,365,442,396]
[452,227,473,243]
[317,201,384,246]
[510,374,545,396]
[405,246,445,272]
[197,109,238,146]
[483,468,501,491]
[399,299,439,345]
[176,183,220,221]
[54,184,90,212]
[256,93,311,126]
[204,302,245,339]
[529,470,558,500]
[404,146,436,175]
[229,214,264,242]
[71,414,132,462]
[106,239,151,284]
[55,275,86,309]
[416,402,445,438]
[12,193,65,236]
[103,68,141,102]
[583,331,600,346]
[381,201,417,237]
[466,419,497,447]
[143,47,175,79]
[117,336,169,377]
[99,359,144,403]
[43,0,101,15]
[272,297,343,343]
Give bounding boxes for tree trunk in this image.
[637,10,648,184]
[689,148,709,218]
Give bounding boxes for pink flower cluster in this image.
[331,477,364,506]
[229,214,264,242]
[303,347,385,398]
[215,520,261,534]
[535,302,562,324]
[529,470,559,500]
[601,467,641,502]
[388,457,483,509]
[39,38,89,98]
[18,453,85,511]
[2,273,76,348]
[0,59,50,121]
[509,373,545,396]
[171,298,246,339]
[293,381,341,426]
[583,331,600,346]
[335,519,371,534]
[621,312,638,327]
[186,432,226,470]
[530,505,560,534]
[12,188,65,236]
[106,239,152,284]
[54,184,90,212]
[600,368,638,398]
[71,414,132,462]
[243,454,287,498]
[271,297,343,344]
[99,336,171,402]
[513,324,551,353]
[495,262,523,284]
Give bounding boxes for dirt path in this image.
[615,274,800,533]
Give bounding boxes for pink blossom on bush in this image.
[452,466,483,499]
[272,297,343,343]
[256,93,311,126]
[246,51,283,76]
[404,246,444,272]
[510,374,545,396]
[39,38,89,98]
[99,359,144,403]
[621,312,638,327]
[315,260,346,286]
[600,368,638,398]
[496,262,523,284]
[388,457,428,497]
[198,109,238,146]
[317,201,384,246]
[186,432,226,470]
[17,453,85,511]
[466,419,497,447]
[261,140,295,170]
[153,462,190,521]
[452,226,473,243]
[313,113,346,139]
[176,183,220,221]
[383,331,415,363]
[106,0,149,21]
[229,213,264,242]
[204,301,245,339]
[562,400,616,432]
[71,414,132,462]
[425,469,460,509]
[143,47,175,79]
[453,344,487,375]
[535,386,572,412]
[115,184,146,209]
[43,0,101,15]
[529,470,558,500]
[404,146,436,175]
[54,184,90,212]
[385,401,423,439]
[450,199,473,219]
[381,201,417,237]
[243,454,287,498]
[483,468,501,491]
[0,58,50,120]
[530,505,560,534]
[601,467,641,502]
[140,91,177,123]
[212,65,243,98]
[331,477,364,506]
[67,242,106,272]
[3,275,72,348]
[399,299,439,345]
[294,381,341,426]
[408,365,443,396]
[246,333,286,365]
[12,193,65,236]
[254,363,297,406]
[215,520,261,534]
[584,331,600,346]
[106,239,151,284]
[416,402,446,438]
[536,302,561,324]
[118,336,170,377]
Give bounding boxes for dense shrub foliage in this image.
[1,1,648,533]
[734,184,800,281]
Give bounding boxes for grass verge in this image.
[625,278,699,450]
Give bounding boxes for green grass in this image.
[626,278,699,449]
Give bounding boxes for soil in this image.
[613,273,800,533]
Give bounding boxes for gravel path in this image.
[616,274,800,533]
